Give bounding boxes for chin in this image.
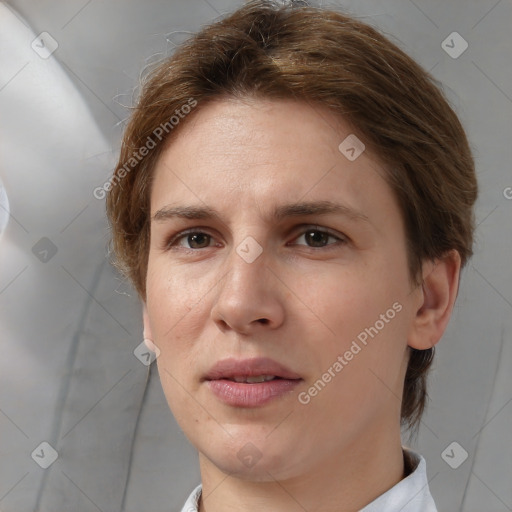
[200,432,302,481]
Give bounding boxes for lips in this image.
[204,357,302,381]
[204,357,302,407]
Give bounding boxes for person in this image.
[105,1,477,510]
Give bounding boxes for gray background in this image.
[0,0,511,511]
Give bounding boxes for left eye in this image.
[292,228,344,248]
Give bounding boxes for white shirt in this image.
[179,449,437,512]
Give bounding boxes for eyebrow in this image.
[152,200,369,224]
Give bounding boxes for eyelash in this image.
[164,225,347,251]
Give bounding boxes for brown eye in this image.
[304,230,331,247]
[185,233,211,249]
[166,230,215,250]
[293,227,344,248]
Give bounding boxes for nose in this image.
[210,244,285,335]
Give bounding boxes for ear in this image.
[408,250,461,350]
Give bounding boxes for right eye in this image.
[165,230,216,250]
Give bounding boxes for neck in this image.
[197,421,404,512]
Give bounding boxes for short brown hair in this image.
[106,0,477,431]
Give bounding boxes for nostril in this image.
[257,318,269,325]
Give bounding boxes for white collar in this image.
[180,448,437,512]
[360,449,437,512]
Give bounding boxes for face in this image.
[143,97,422,481]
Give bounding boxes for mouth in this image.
[204,357,302,407]
[224,375,283,383]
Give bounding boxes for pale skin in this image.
[142,97,461,512]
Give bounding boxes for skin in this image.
[142,97,461,512]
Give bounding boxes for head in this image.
[106,0,476,478]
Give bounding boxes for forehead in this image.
[160,97,351,171]
[150,97,399,228]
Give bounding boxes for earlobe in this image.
[408,250,461,350]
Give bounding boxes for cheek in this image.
[302,265,401,337]
[305,263,410,385]
[146,258,210,336]
[156,355,195,414]
[145,264,209,399]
